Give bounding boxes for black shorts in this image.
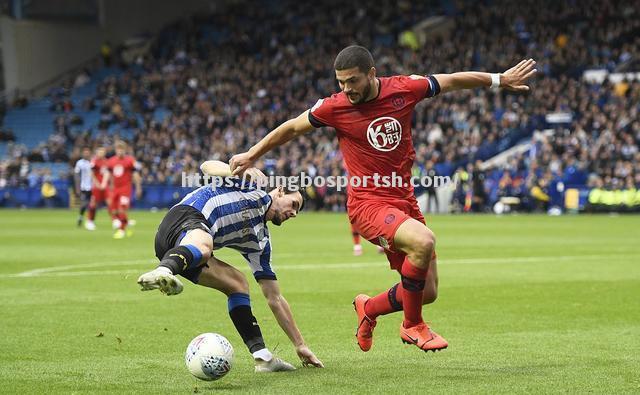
[80,190,92,204]
[154,205,212,283]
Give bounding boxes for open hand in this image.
[500,59,537,92]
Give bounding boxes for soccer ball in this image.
[185,333,234,381]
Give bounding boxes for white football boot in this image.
[137,267,184,296]
[254,357,296,373]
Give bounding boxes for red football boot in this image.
[400,322,448,352]
[353,294,377,352]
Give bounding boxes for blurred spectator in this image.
[471,161,488,212]
[74,69,91,88]
[101,41,113,67]
[424,160,439,213]
[40,170,59,208]
[0,128,15,142]
[12,90,28,108]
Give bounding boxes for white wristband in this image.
[490,73,501,89]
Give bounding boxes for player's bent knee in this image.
[180,233,213,264]
[408,231,436,264]
[195,244,212,263]
[422,229,436,252]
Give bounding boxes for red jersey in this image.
[309,75,440,202]
[90,157,109,186]
[107,155,137,191]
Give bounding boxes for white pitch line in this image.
[0,253,636,279]
[14,259,157,277]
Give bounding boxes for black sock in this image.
[387,283,403,312]
[158,245,202,274]
[228,293,265,353]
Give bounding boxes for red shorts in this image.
[348,196,435,271]
[91,188,109,205]
[109,189,132,210]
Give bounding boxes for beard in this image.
[271,214,283,226]
[349,81,372,104]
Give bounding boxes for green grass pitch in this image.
[1,210,639,393]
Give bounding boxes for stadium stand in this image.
[1,0,639,212]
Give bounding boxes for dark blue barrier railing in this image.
[0,181,192,209]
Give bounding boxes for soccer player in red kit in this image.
[230,46,536,352]
[85,146,111,231]
[107,141,142,239]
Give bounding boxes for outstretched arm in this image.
[230,110,315,176]
[257,279,324,368]
[434,58,537,94]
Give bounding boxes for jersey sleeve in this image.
[129,157,140,171]
[403,74,441,102]
[74,161,81,174]
[241,240,276,281]
[308,96,334,128]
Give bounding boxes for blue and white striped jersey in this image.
[74,159,93,192]
[175,182,275,280]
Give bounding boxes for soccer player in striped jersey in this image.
[74,147,93,227]
[137,180,323,372]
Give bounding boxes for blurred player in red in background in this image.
[231,45,536,353]
[107,140,142,239]
[85,146,111,231]
[351,223,384,256]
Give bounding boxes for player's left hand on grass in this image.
[500,58,537,92]
[296,345,324,368]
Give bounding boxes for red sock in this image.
[365,283,402,319]
[400,258,427,328]
[119,211,128,230]
[352,232,360,245]
[88,206,96,221]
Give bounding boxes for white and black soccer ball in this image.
[185,333,234,381]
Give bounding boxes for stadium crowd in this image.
[1,0,639,211]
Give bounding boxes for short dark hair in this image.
[282,185,305,212]
[333,45,374,73]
